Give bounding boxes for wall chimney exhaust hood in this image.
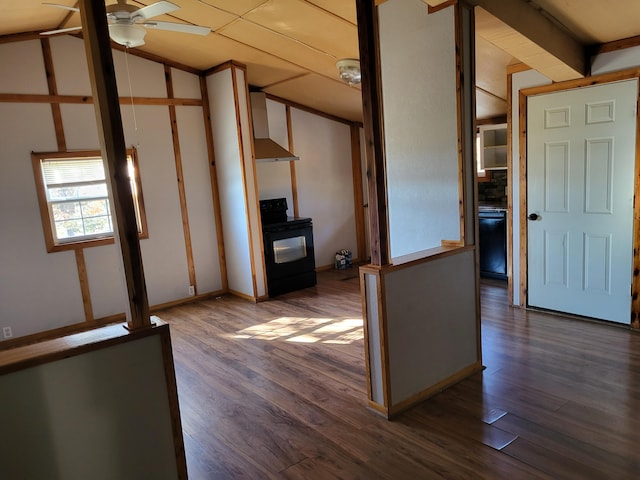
[250,92,299,162]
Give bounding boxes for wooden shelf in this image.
[479,123,507,170]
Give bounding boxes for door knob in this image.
[528,213,540,221]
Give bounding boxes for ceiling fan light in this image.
[109,24,146,47]
[336,58,361,86]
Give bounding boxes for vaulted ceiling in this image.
[1,1,640,123]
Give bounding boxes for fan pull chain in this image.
[123,46,140,149]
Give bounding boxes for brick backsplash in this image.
[478,170,508,206]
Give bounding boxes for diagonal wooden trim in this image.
[594,34,640,56]
[199,75,228,291]
[476,85,506,103]
[0,31,43,44]
[110,41,202,75]
[286,104,300,218]
[75,248,94,323]
[0,93,201,106]
[242,69,268,299]
[350,124,366,262]
[0,29,201,75]
[356,0,390,266]
[165,66,197,295]
[260,72,311,90]
[264,92,357,126]
[40,38,67,151]
[231,65,259,299]
[428,0,457,14]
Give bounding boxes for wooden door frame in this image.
[518,68,640,328]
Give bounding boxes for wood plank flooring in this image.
[159,270,640,479]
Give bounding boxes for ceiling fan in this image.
[42,0,211,48]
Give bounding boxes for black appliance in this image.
[478,209,507,280]
[260,198,317,296]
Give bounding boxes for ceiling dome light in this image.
[336,58,361,86]
[109,24,146,48]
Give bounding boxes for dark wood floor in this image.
[160,270,640,479]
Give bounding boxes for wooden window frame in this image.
[32,148,148,252]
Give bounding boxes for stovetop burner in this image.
[260,198,313,231]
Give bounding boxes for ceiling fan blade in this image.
[41,25,83,35]
[142,21,210,36]
[133,1,179,20]
[42,3,80,13]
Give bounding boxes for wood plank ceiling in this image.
[2,1,640,122]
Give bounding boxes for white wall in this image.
[0,36,222,339]
[0,103,85,335]
[0,334,179,480]
[177,106,222,295]
[256,98,360,268]
[236,69,266,297]
[379,1,461,259]
[592,45,640,76]
[0,34,361,338]
[0,40,49,94]
[207,68,254,297]
[293,108,358,267]
[385,250,478,404]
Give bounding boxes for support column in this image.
[79,0,150,329]
[357,0,482,418]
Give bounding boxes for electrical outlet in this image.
[188,285,195,296]
[2,327,12,339]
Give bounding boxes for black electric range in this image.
[259,198,316,296]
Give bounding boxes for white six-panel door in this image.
[527,79,638,324]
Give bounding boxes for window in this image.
[32,149,147,252]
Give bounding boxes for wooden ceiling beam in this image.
[424,0,586,81]
[469,0,586,81]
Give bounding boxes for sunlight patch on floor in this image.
[231,317,364,344]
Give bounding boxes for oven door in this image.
[263,223,316,295]
[273,234,308,264]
